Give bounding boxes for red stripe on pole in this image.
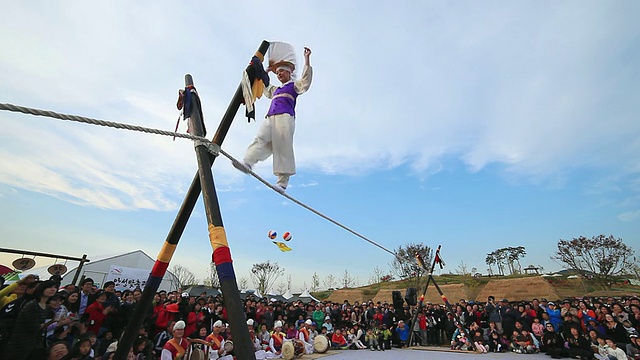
[151,260,169,277]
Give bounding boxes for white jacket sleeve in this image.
[294,65,313,95]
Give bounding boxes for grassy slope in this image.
[312,274,640,301]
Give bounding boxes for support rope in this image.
[0,102,396,256]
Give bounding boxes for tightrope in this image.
[0,102,396,256]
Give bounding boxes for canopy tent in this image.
[184,285,221,298]
[60,250,179,291]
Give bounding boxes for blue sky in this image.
[0,1,639,292]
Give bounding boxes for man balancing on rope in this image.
[234,43,313,194]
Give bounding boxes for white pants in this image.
[244,114,295,188]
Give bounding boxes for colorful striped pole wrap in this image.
[208,224,234,282]
[148,242,178,289]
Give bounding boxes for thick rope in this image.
[218,149,396,256]
[0,103,207,142]
[0,102,396,256]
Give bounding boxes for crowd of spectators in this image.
[0,273,639,360]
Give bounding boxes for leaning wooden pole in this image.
[114,41,269,360]
[185,73,255,359]
[408,244,440,346]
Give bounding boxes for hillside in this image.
[311,274,640,304]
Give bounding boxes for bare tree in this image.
[203,262,220,288]
[286,274,292,291]
[323,274,337,290]
[456,260,470,276]
[250,261,285,295]
[552,235,635,290]
[171,264,198,288]
[276,281,288,294]
[238,277,249,290]
[369,266,386,285]
[341,269,357,288]
[389,242,432,288]
[311,272,321,292]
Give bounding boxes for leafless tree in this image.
[341,269,357,288]
[368,266,387,285]
[171,264,198,288]
[323,274,337,290]
[203,262,220,288]
[311,272,321,292]
[238,277,249,290]
[250,261,285,295]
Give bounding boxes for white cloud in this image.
[0,1,638,212]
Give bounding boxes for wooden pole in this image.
[114,41,269,360]
[186,73,254,359]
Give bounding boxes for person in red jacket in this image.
[155,303,180,335]
[184,302,206,337]
[85,290,114,335]
[331,328,348,349]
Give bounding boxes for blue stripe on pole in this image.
[216,262,235,283]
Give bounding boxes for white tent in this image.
[61,250,179,291]
[282,290,293,300]
[299,289,320,302]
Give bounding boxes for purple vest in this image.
[267,82,298,117]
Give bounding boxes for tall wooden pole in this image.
[114,41,269,360]
[186,73,254,359]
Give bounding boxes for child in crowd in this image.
[365,328,380,351]
[473,330,488,353]
[531,317,544,339]
[330,328,348,349]
[379,324,393,350]
[286,323,298,339]
[347,328,366,349]
[487,331,503,352]
[69,336,93,360]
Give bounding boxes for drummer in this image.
[205,320,233,360]
[246,319,261,351]
[269,320,287,358]
[297,320,314,354]
[161,320,188,360]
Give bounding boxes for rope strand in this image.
[0,102,396,256]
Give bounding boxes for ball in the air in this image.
[283,232,292,241]
[268,230,277,239]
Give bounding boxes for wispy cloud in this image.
[0,1,638,214]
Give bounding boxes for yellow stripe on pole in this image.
[208,224,229,250]
[158,243,177,263]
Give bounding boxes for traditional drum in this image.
[223,340,234,353]
[313,334,329,353]
[293,339,305,356]
[282,341,295,360]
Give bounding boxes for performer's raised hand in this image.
[304,47,312,64]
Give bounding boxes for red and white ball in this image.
[268,230,277,239]
[282,232,292,241]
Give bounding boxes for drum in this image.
[223,340,234,353]
[188,348,205,360]
[282,341,295,360]
[293,340,305,356]
[313,334,329,353]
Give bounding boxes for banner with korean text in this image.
[104,265,149,291]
